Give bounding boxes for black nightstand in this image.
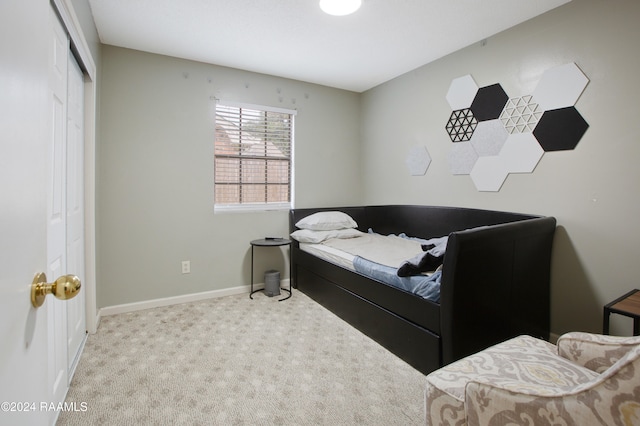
[249,238,292,301]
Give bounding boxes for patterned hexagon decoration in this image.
[532,62,589,111]
[470,83,509,122]
[470,119,509,156]
[533,106,589,151]
[446,109,478,142]
[405,145,431,176]
[500,96,543,134]
[445,64,589,191]
[446,74,479,110]
[500,132,544,173]
[470,156,509,192]
[447,142,478,175]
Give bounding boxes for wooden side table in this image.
[249,238,292,301]
[603,289,640,336]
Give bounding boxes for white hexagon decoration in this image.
[405,145,431,176]
[447,142,478,175]
[470,156,509,192]
[470,119,508,156]
[500,133,544,173]
[499,95,543,134]
[531,62,589,111]
[446,75,479,110]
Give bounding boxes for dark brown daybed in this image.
[289,205,556,375]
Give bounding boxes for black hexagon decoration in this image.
[470,84,509,121]
[446,108,477,142]
[533,107,589,151]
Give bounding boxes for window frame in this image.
[213,100,295,213]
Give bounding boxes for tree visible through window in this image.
[214,103,294,210]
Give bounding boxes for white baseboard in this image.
[99,280,289,318]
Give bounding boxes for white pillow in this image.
[290,228,363,244]
[295,211,358,231]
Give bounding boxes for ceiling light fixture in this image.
[319,0,362,16]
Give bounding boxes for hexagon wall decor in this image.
[500,96,542,134]
[445,62,589,191]
[446,109,477,142]
[532,62,589,111]
[448,142,478,175]
[446,74,479,110]
[500,133,544,173]
[470,120,508,156]
[533,107,589,151]
[405,145,432,176]
[448,142,479,175]
[470,156,509,192]
[470,84,509,121]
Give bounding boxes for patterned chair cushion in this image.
[424,335,599,426]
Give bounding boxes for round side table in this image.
[249,238,292,301]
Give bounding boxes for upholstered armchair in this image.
[425,332,640,426]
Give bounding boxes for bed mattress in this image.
[299,242,356,270]
[297,235,443,302]
[298,232,426,270]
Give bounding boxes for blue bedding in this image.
[353,256,442,303]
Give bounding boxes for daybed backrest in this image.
[289,205,538,239]
[361,205,537,238]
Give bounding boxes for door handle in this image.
[31,272,81,308]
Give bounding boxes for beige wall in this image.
[360,0,640,336]
[97,46,361,308]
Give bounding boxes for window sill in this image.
[214,203,291,214]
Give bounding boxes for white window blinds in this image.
[214,102,294,210]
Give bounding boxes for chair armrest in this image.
[465,347,640,426]
[556,331,640,373]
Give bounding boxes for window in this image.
[214,102,295,211]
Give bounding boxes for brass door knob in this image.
[31,272,81,308]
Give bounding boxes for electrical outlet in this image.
[181,260,191,274]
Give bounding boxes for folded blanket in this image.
[322,233,423,269]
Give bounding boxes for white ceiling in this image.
[88,0,570,93]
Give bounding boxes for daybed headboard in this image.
[289,205,539,239]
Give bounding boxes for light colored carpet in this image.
[57,290,426,425]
